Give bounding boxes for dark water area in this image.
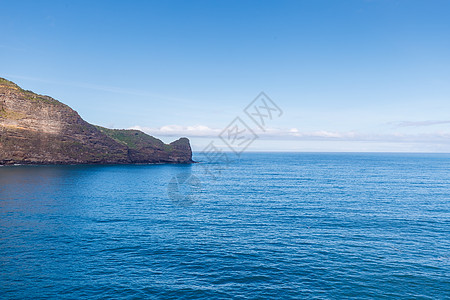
[1,153,449,299]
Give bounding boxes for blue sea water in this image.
[0,152,449,299]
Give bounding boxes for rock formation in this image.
[0,77,193,165]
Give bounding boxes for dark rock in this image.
[0,77,193,165]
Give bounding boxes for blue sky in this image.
[1,0,450,152]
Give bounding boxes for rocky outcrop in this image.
[0,77,193,165]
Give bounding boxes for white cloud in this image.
[129,125,221,137]
[393,120,450,127]
[130,124,450,144]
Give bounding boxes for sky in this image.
[1,0,450,152]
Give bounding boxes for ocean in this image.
[0,153,449,299]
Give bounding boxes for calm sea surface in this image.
[1,153,449,299]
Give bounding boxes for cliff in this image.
[0,77,193,165]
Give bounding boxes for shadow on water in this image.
[0,163,196,214]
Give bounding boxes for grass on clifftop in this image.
[0,77,20,89]
[0,77,65,107]
[96,126,172,151]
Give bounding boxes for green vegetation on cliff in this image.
[96,126,172,151]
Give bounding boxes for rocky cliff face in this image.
[0,78,193,165]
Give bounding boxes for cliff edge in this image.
[0,77,193,165]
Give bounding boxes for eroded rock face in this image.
[0,78,193,165]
